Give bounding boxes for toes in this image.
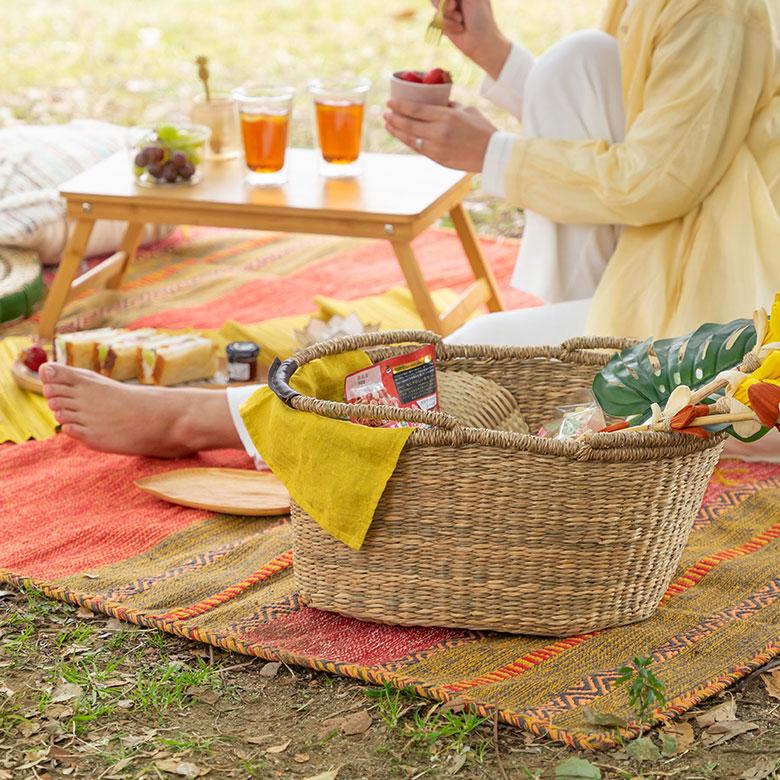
[60,423,87,441]
[53,408,82,425]
[42,382,78,400]
[40,363,94,385]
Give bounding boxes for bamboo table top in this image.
[60,149,471,229]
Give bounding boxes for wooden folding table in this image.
[39,148,505,339]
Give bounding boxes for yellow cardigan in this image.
[502,0,780,339]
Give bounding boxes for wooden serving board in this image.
[135,468,290,516]
[11,356,264,395]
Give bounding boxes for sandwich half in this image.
[97,328,157,381]
[138,335,217,386]
[54,328,124,370]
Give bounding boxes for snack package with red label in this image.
[344,345,438,428]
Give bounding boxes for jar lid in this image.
[226,341,260,360]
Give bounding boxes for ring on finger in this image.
[415,137,424,150]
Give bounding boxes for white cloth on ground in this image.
[481,31,626,303]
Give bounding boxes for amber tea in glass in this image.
[308,77,370,178]
[232,84,295,186]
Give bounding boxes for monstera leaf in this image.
[593,319,757,421]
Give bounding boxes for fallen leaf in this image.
[317,716,343,740]
[154,759,202,778]
[448,752,468,774]
[304,770,340,780]
[50,683,83,703]
[555,757,602,779]
[742,756,779,780]
[0,591,15,598]
[703,719,759,747]
[186,685,220,705]
[582,707,627,728]
[0,683,14,697]
[265,739,291,755]
[259,661,281,678]
[340,709,372,736]
[245,734,273,745]
[626,736,661,762]
[116,699,134,709]
[108,758,133,774]
[104,618,124,632]
[293,753,310,763]
[661,722,694,755]
[75,606,96,619]
[762,670,780,701]
[43,703,74,720]
[695,699,737,728]
[82,573,100,580]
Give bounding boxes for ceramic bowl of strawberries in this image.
[390,68,452,106]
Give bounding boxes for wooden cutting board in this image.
[135,468,290,516]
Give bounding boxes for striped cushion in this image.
[0,121,172,264]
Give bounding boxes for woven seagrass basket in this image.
[268,330,725,637]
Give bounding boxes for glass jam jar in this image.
[226,341,260,382]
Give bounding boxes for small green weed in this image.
[364,682,421,730]
[132,659,222,712]
[616,656,666,724]
[54,624,94,648]
[159,734,226,753]
[409,709,488,754]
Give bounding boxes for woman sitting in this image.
[386,0,780,345]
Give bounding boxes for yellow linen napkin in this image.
[239,349,413,550]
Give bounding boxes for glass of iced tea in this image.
[232,83,295,186]
[308,76,371,178]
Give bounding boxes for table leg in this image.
[37,218,95,339]
[391,241,443,334]
[109,222,146,289]
[450,202,505,313]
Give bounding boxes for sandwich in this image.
[96,328,157,381]
[138,334,217,386]
[53,328,124,370]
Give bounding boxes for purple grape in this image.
[147,163,164,179]
[144,146,164,164]
[179,163,195,180]
[171,151,188,170]
[134,150,148,167]
[162,162,178,183]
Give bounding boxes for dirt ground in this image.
[2,587,780,780]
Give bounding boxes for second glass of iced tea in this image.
[308,77,370,178]
[233,84,295,186]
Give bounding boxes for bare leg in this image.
[40,363,243,458]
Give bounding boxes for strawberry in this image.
[21,344,47,373]
[422,68,451,85]
[396,71,424,83]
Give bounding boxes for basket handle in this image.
[561,336,640,353]
[267,331,462,430]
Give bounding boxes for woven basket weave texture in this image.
[287,331,724,637]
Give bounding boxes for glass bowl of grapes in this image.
[130,124,211,187]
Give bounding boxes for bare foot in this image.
[40,363,243,458]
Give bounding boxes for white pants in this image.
[514,30,625,304]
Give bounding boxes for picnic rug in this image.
[3,440,780,749]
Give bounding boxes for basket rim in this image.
[269,330,726,462]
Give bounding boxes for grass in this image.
[0,0,603,145]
